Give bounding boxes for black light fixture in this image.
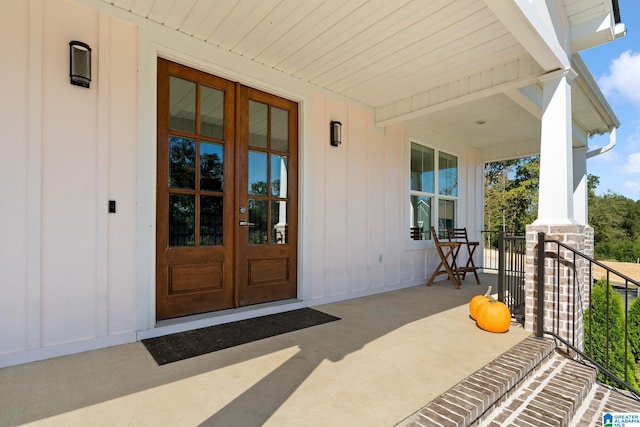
[69,40,92,88]
[330,120,342,147]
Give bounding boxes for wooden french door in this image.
[156,59,298,320]
[235,85,298,306]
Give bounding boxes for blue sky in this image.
[581,0,640,201]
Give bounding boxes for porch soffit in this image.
[97,0,619,157]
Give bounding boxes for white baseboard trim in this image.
[1,281,427,368]
[0,332,137,369]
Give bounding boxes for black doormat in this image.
[142,308,340,365]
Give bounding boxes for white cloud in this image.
[622,152,640,174]
[626,119,640,150]
[599,50,640,107]
[623,180,640,199]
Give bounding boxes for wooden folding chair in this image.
[447,228,481,285]
[426,227,462,288]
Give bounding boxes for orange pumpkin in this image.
[476,298,511,333]
[469,286,492,320]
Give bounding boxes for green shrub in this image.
[585,280,638,390]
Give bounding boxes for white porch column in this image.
[534,68,578,225]
[573,146,588,226]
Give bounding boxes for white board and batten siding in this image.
[0,0,484,367]
[1,0,138,366]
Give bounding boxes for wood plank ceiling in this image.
[99,0,619,156]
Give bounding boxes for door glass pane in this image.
[271,200,287,244]
[271,107,288,152]
[201,196,223,245]
[271,155,287,197]
[248,150,268,195]
[439,152,458,196]
[201,85,224,139]
[248,199,267,245]
[438,199,455,230]
[169,136,196,189]
[169,194,195,246]
[169,76,196,133]
[249,100,268,148]
[411,143,434,192]
[200,142,224,192]
[410,195,431,240]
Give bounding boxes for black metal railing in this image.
[535,232,640,399]
[498,231,526,322]
[482,230,526,322]
[481,230,500,271]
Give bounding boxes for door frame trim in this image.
[140,47,307,329]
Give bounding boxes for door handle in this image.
[239,221,255,227]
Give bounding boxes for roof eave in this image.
[572,54,620,135]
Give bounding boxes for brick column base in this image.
[525,224,593,351]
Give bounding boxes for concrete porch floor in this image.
[0,274,531,427]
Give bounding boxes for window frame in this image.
[408,140,459,244]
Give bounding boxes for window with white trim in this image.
[409,142,458,240]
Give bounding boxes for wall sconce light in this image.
[69,40,92,88]
[330,121,342,147]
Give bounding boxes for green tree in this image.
[485,166,640,262]
[588,175,640,261]
[585,280,638,390]
[484,156,539,235]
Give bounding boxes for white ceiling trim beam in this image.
[482,0,569,71]
[507,56,619,136]
[481,140,540,163]
[503,87,592,149]
[375,55,542,127]
[504,85,543,121]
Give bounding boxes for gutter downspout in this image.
[572,55,620,160]
[586,127,616,159]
